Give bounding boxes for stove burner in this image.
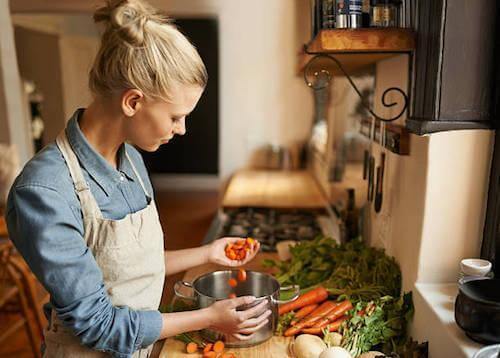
[220,208,323,252]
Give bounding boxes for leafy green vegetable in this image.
[340,293,414,357]
[276,312,295,336]
[264,236,401,301]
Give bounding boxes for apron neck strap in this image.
[124,149,150,198]
[56,130,103,219]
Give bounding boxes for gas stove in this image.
[215,207,339,252]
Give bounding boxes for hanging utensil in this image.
[374,122,386,213]
[367,118,376,201]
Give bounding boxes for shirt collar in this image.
[65,108,136,197]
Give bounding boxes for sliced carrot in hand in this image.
[203,343,213,353]
[186,342,198,353]
[213,340,225,353]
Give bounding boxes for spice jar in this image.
[370,0,399,27]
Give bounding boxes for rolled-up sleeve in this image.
[6,184,162,357]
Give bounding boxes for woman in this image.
[6,0,270,356]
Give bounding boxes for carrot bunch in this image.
[225,238,257,261]
[277,286,353,337]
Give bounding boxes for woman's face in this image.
[124,85,204,152]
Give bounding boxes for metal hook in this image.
[303,53,409,122]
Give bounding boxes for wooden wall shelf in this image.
[298,28,415,75]
[359,118,410,155]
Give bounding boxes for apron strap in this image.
[56,130,103,219]
[124,149,150,198]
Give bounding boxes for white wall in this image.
[151,0,314,178]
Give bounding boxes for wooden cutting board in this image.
[222,170,328,209]
[159,253,294,357]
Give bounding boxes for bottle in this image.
[322,0,336,29]
[348,0,363,28]
[370,0,399,27]
[335,0,349,28]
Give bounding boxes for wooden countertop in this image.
[159,252,293,357]
[222,169,328,209]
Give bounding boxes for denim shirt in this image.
[6,109,163,357]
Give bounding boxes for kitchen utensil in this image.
[174,270,300,348]
[367,118,376,201]
[374,122,386,213]
[472,344,500,358]
[362,149,369,180]
[455,279,500,344]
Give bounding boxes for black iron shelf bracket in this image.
[303,46,411,123]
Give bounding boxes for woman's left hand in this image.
[206,237,260,267]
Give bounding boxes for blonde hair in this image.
[89,0,207,102]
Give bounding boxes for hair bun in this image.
[94,0,164,46]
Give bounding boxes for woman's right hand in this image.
[206,296,272,340]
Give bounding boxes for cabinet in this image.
[406,0,497,135]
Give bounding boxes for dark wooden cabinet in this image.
[406,0,497,135]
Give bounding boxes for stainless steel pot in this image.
[174,270,299,347]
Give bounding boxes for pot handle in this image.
[275,284,300,305]
[174,281,196,301]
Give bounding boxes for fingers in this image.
[232,332,255,341]
[238,317,270,335]
[239,299,268,320]
[238,309,272,328]
[229,295,256,308]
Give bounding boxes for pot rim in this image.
[458,279,500,307]
[192,270,280,300]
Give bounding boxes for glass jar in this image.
[370,0,398,27]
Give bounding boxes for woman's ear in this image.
[121,89,144,117]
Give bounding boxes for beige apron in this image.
[43,131,165,357]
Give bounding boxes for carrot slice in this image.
[237,268,247,282]
[228,278,238,287]
[203,343,213,353]
[203,352,216,358]
[213,340,225,353]
[228,293,236,299]
[186,342,198,353]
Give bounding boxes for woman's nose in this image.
[175,117,186,136]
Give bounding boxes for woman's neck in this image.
[79,100,126,169]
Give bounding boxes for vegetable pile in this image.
[175,333,236,357]
[265,236,417,357]
[225,237,256,261]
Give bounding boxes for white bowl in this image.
[460,259,492,277]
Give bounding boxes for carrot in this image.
[203,343,213,353]
[301,316,348,335]
[228,293,237,299]
[278,286,328,315]
[293,301,338,329]
[237,268,247,282]
[228,278,238,287]
[213,340,225,353]
[203,352,216,358]
[323,300,353,322]
[186,342,198,353]
[222,353,236,358]
[284,325,303,337]
[290,303,319,325]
